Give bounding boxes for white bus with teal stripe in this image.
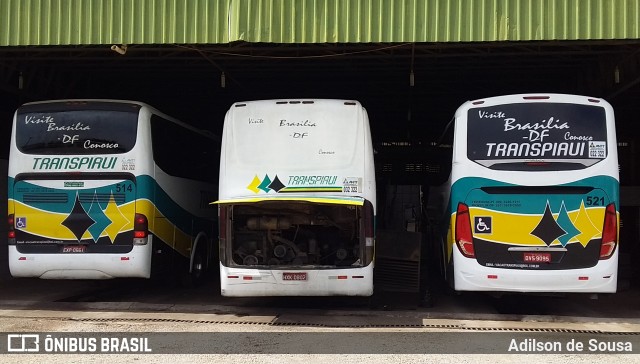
[437,94,619,293]
[216,99,376,297]
[7,99,219,284]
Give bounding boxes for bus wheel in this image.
[182,244,207,288]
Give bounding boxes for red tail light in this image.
[600,203,617,259]
[8,214,15,239]
[133,213,148,239]
[455,203,475,258]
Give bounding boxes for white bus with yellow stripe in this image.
[216,99,376,297]
[7,99,219,283]
[439,94,619,293]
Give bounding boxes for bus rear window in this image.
[15,107,138,155]
[466,103,608,170]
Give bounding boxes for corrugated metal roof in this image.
[231,0,640,42]
[0,0,231,46]
[1,0,639,46]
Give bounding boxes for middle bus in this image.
[216,99,376,297]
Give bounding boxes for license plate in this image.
[282,272,307,281]
[523,252,551,263]
[62,245,86,253]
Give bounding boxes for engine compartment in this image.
[225,201,363,268]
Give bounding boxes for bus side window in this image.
[151,114,219,182]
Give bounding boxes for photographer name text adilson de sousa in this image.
[508,338,633,353]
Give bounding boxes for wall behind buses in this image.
[219,99,375,202]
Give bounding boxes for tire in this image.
[182,243,207,288]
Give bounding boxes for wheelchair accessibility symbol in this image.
[15,217,26,229]
[474,216,492,234]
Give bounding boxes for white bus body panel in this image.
[452,247,618,293]
[220,262,374,297]
[219,99,375,203]
[8,237,153,279]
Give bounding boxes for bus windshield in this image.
[16,107,138,155]
[466,102,608,171]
